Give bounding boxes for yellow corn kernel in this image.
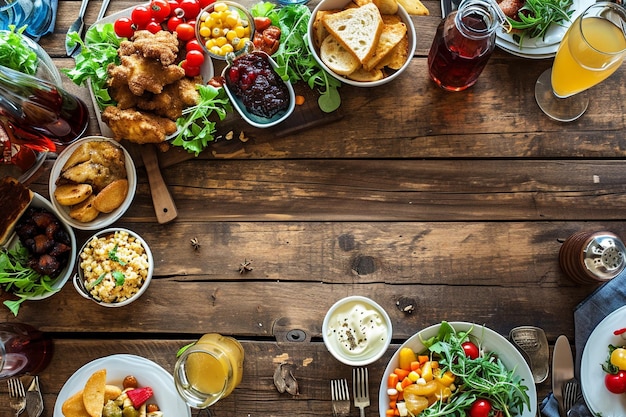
[225,13,239,27]
[199,26,211,38]
[215,36,227,47]
[226,29,237,41]
[214,2,229,12]
[220,43,234,54]
[209,45,222,55]
[234,25,246,38]
[407,371,420,382]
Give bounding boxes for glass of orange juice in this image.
[534,2,626,122]
[174,333,244,409]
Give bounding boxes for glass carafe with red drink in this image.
[0,323,53,379]
[0,64,89,153]
[428,0,509,91]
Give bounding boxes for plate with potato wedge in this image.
[48,136,137,231]
[53,354,191,417]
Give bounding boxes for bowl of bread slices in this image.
[49,136,137,231]
[309,0,427,86]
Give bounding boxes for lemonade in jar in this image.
[174,333,244,408]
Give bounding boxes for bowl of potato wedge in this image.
[308,0,421,87]
[49,136,137,230]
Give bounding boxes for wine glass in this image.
[534,2,626,122]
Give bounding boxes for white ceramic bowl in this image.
[378,322,538,417]
[48,136,136,231]
[2,193,76,302]
[322,295,392,366]
[307,0,416,87]
[74,228,153,307]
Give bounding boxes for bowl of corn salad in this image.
[74,228,153,307]
[195,1,255,60]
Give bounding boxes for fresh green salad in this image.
[0,25,38,74]
[507,0,575,45]
[251,2,341,113]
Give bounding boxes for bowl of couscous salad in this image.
[74,228,153,307]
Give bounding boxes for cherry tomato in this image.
[198,0,215,8]
[167,15,184,32]
[131,5,152,28]
[185,39,203,53]
[114,17,135,38]
[177,0,201,20]
[186,50,205,67]
[181,60,201,77]
[469,399,492,417]
[462,341,480,359]
[176,22,195,41]
[254,16,272,32]
[150,0,171,22]
[611,348,626,370]
[145,20,163,33]
[605,371,626,394]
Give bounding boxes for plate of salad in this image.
[495,0,594,58]
[378,321,536,417]
[580,305,626,416]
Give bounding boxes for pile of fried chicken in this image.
[102,30,201,147]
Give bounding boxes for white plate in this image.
[378,322,537,417]
[496,0,594,57]
[580,305,626,416]
[53,354,191,417]
[86,4,215,139]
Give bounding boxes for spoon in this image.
[65,0,90,57]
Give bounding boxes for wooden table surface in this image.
[2,0,626,415]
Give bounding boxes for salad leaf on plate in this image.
[507,0,574,45]
[0,25,38,75]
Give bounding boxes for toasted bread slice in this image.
[322,3,383,64]
[378,33,409,69]
[346,66,385,82]
[0,177,33,246]
[320,35,361,75]
[364,21,407,71]
[396,0,429,15]
[313,10,335,49]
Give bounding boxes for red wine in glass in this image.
[0,323,53,378]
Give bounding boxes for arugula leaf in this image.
[251,2,342,113]
[172,85,232,156]
[61,23,122,110]
[0,25,38,75]
[0,243,59,316]
[108,244,126,266]
[508,0,574,45]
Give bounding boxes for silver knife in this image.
[65,0,91,57]
[552,335,575,417]
[25,376,44,417]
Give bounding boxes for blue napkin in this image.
[540,270,626,417]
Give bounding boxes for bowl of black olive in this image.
[222,49,296,128]
[4,193,76,308]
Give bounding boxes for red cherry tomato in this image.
[166,15,184,32]
[469,399,492,417]
[177,0,201,19]
[198,0,215,9]
[185,39,203,53]
[114,17,135,38]
[145,20,163,33]
[462,341,479,359]
[150,0,171,22]
[605,371,626,394]
[254,16,272,32]
[176,22,196,41]
[131,5,152,28]
[181,60,201,77]
[185,50,205,67]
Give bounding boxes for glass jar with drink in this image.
[427,0,509,91]
[174,333,244,409]
[1,323,53,379]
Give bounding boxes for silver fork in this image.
[562,378,582,416]
[8,378,26,417]
[330,379,350,417]
[353,367,370,417]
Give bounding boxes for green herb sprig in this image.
[251,2,341,113]
[420,322,531,417]
[508,0,574,45]
[0,243,58,316]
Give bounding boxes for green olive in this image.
[102,400,122,417]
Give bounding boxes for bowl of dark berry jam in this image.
[222,49,295,128]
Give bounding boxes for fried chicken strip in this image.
[102,106,177,144]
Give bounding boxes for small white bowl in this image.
[307,0,417,87]
[48,136,137,231]
[195,1,256,60]
[7,193,77,301]
[74,228,153,307]
[322,295,392,366]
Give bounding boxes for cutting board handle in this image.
[141,145,178,224]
